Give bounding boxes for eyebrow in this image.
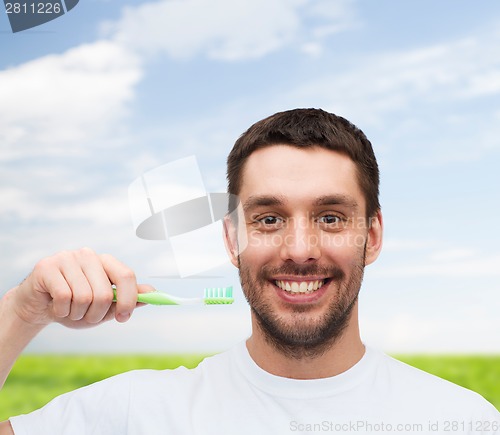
[243,195,285,212]
[242,194,359,212]
[314,195,359,209]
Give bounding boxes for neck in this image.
[246,305,364,380]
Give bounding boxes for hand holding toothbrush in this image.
[0,247,233,392]
[0,248,151,390]
[7,248,151,328]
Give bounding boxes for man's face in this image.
[225,145,382,358]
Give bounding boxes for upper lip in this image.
[271,276,328,282]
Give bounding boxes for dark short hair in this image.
[226,108,380,218]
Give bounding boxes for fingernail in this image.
[117,312,131,323]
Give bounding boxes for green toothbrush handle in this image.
[112,288,180,305]
[137,292,179,305]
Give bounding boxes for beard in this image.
[238,249,366,360]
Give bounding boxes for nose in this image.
[279,216,321,264]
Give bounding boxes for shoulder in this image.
[373,350,498,415]
[122,347,234,391]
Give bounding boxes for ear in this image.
[364,210,383,266]
[223,215,239,268]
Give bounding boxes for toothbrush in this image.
[112,286,234,306]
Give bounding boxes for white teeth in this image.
[275,279,325,294]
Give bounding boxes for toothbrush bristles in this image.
[203,286,234,304]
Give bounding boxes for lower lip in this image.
[273,281,330,304]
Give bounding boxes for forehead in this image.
[239,145,365,210]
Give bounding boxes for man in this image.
[0,109,498,434]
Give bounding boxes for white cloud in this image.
[375,239,499,279]
[377,252,500,278]
[0,187,130,226]
[382,238,438,253]
[280,31,500,125]
[362,309,500,353]
[307,0,359,36]
[104,0,358,61]
[428,248,477,262]
[0,40,142,159]
[0,0,359,167]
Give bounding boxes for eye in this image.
[318,215,341,224]
[253,215,284,230]
[317,213,345,230]
[260,216,283,226]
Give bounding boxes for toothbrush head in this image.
[203,286,234,304]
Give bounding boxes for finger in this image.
[79,249,115,324]
[97,305,118,323]
[100,254,137,323]
[58,254,94,321]
[35,252,91,321]
[29,255,73,319]
[136,284,156,307]
[138,283,156,294]
[42,270,72,319]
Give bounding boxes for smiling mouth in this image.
[274,279,328,294]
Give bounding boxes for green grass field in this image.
[1,354,498,421]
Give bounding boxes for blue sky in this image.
[1,0,499,354]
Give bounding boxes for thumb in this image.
[137,284,156,294]
[135,284,156,307]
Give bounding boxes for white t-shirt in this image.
[10,343,500,434]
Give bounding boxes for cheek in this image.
[242,231,281,255]
[320,232,367,259]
